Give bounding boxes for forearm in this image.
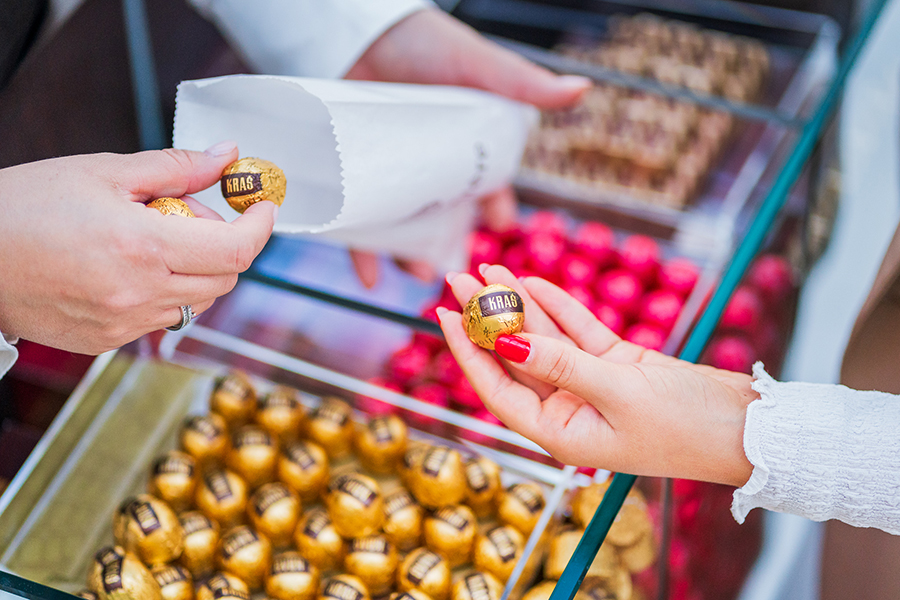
[733,363,900,533]
[187,0,431,78]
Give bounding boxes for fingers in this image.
[158,200,277,276]
[478,186,518,232]
[437,308,546,436]
[394,258,437,283]
[181,196,226,222]
[494,332,625,416]
[112,142,239,201]
[479,265,572,342]
[160,298,215,332]
[350,250,381,289]
[453,24,592,109]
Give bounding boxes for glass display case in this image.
[0,0,871,599]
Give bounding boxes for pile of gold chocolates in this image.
[520,482,658,600]
[80,371,567,600]
[522,13,770,209]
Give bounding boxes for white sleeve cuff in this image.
[0,329,19,380]
[732,362,900,534]
[188,0,433,78]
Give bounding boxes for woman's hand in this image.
[345,8,590,288]
[0,142,277,355]
[438,265,758,487]
[346,8,591,109]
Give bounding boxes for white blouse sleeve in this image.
[187,0,433,78]
[0,329,19,379]
[732,363,900,534]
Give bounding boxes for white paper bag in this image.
[173,75,537,270]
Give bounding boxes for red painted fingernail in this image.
[494,334,530,363]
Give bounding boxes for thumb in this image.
[494,333,621,405]
[114,141,240,201]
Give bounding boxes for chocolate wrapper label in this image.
[254,485,291,516]
[286,443,317,470]
[130,500,162,535]
[465,575,492,600]
[465,463,489,493]
[303,510,330,539]
[206,471,234,502]
[385,490,414,516]
[323,580,363,600]
[488,528,517,562]
[370,417,394,444]
[350,537,389,555]
[102,557,124,593]
[154,455,194,476]
[422,447,449,478]
[181,513,213,535]
[222,173,263,198]
[154,566,189,587]
[478,292,523,317]
[272,554,311,575]
[407,552,441,585]
[221,527,259,560]
[435,508,470,532]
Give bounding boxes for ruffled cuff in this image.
[731,362,775,523]
[0,328,19,379]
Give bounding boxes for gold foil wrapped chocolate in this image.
[148,451,197,512]
[324,473,385,538]
[216,525,272,589]
[147,198,195,218]
[306,397,355,459]
[498,482,546,536]
[180,414,231,467]
[463,457,501,518]
[195,468,248,529]
[605,492,651,549]
[543,527,617,581]
[293,507,346,572]
[462,284,525,350]
[354,415,408,474]
[210,371,257,428]
[396,549,450,600]
[473,525,524,583]
[398,442,429,488]
[277,440,330,504]
[195,572,249,600]
[618,529,656,574]
[226,425,279,489]
[569,482,610,529]
[256,386,306,443]
[115,495,185,566]
[220,158,287,214]
[423,505,476,567]
[521,581,556,600]
[248,482,301,548]
[151,565,193,600]
[265,551,320,600]
[451,572,503,600]
[389,591,433,600]
[318,576,370,600]
[78,591,100,600]
[382,488,423,552]
[408,446,467,509]
[89,546,162,600]
[178,511,219,579]
[344,535,399,597]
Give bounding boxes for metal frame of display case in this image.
[0,1,890,600]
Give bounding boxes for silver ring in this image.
[166,305,195,331]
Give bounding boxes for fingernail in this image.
[445,271,460,285]
[494,334,530,363]
[557,75,593,91]
[435,306,449,319]
[478,263,490,276]
[204,140,238,157]
[272,204,279,220]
